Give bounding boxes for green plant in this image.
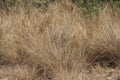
[72,0,120,16]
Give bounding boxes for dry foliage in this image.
[0,1,120,80]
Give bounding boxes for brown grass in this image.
[0,1,120,80]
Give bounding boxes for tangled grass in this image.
[0,1,120,80]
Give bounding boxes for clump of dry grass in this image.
[0,65,34,80]
[86,8,120,68]
[0,1,120,80]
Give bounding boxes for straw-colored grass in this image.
[0,1,120,80]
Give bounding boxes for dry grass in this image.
[0,1,120,80]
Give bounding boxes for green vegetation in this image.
[72,0,120,16]
[0,0,120,15]
[0,0,48,10]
